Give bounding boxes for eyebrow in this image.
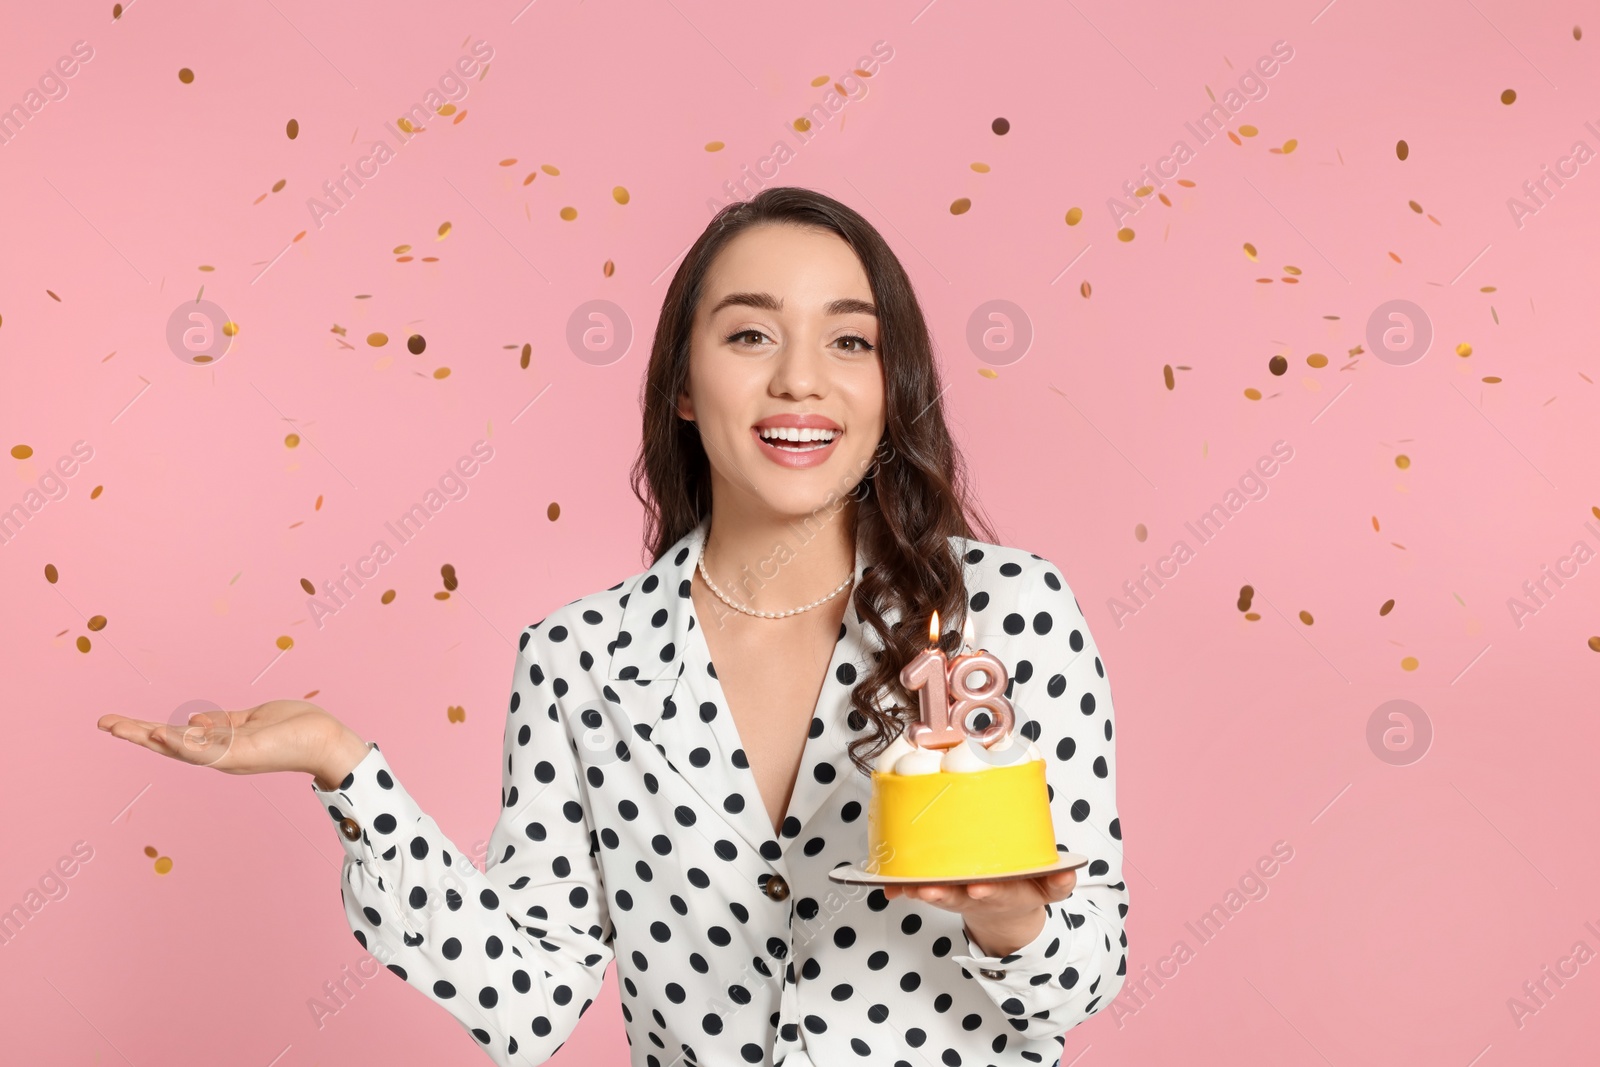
[707,292,877,318]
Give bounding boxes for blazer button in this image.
[763,875,790,901]
[979,967,1007,980]
[339,817,361,842]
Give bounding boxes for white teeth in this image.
[758,426,838,442]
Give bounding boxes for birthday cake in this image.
[864,726,1061,880]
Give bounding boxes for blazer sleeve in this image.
[309,621,613,1065]
[946,554,1129,1050]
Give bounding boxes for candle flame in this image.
[928,610,940,645]
[961,614,975,649]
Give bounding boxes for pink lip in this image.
[753,413,842,431]
[751,425,842,469]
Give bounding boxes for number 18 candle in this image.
[901,610,1015,750]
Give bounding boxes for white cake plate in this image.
[827,852,1089,887]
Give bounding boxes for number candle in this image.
[902,610,961,749]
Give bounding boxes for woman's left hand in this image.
[882,868,1075,915]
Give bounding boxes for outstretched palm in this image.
[97,700,340,776]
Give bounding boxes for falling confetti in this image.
[432,367,451,379]
[300,578,315,595]
[950,198,971,215]
[285,433,300,449]
[1134,523,1147,542]
[90,485,103,499]
[1243,242,1257,261]
[1298,610,1314,625]
[547,502,560,521]
[520,343,532,369]
[1501,89,1516,105]
[447,705,466,722]
[604,260,615,277]
[1456,342,1472,357]
[1244,387,1262,400]
[367,332,388,347]
[1396,139,1409,160]
[971,162,990,173]
[153,854,173,875]
[1116,227,1134,242]
[437,221,452,239]
[1379,599,1395,616]
[977,367,998,379]
[434,591,450,600]
[1395,455,1410,469]
[559,207,578,221]
[1269,355,1287,375]
[441,563,458,591]
[44,564,58,583]
[1080,281,1091,299]
[1400,656,1419,671]
[1307,353,1328,368]
[10,444,33,459]
[381,589,396,604]
[1162,365,1175,390]
[1065,207,1083,226]
[407,334,426,354]
[276,635,294,651]
[613,187,630,204]
[705,141,725,152]
[286,118,299,139]
[178,68,194,83]
[991,117,1009,135]
[76,636,91,653]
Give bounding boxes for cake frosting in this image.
[864,719,1059,879]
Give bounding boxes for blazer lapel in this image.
[607,518,898,872]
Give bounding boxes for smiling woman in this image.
[98,186,1127,1067]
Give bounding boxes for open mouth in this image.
[755,426,841,453]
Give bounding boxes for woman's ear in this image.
[676,388,694,421]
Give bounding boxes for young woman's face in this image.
[678,223,887,521]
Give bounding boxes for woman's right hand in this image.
[97,700,368,787]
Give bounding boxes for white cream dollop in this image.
[938,739,993,773]
[892,746,944,776]
[872,733,915,774]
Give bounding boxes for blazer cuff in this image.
[307,741,406,867]
[949,900,1063,985]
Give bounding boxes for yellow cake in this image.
[865,742,1060,879]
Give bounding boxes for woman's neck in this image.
[700,494,859,615]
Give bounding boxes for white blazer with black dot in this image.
[311,516,1127,1066]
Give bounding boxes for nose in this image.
[767,333,827,400]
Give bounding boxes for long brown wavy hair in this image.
[629,186,999,776]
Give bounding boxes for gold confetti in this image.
[1501,89,1516,105]
[1388,252,1402,263]
[393,244,411,254]
[437,103,456,116]
[542,164,560,176]
[222,321,239,336]
[547,502,560,521]
[1116,227,1135,242]
[1371,516,1381,531]
[1396,139,1409,160]
[276,635,294,650]
[381,589,396,604]
[285,433,300,448]
[1243,387,1262,400]
[1239,124,1259,137]
[1408,200,1423,213]
[10,444,33,459]
[1269,355,1287,375]
[1307,353,1328,368]
[442,563,458,591]
[153,856,173,875]
[1228,130,1242,146]
[432,367,451,379]
[1065,207,1083,226]
[992,117,1010,135]
[613,187,630,204]
[559,206,578,221]
[1395,454,1410,469]
[1298,610,1314,625]
[499,158,517,167]
[396,255,414,263]
[1380,598,1395,616]
[90,485,103,499]
[1575,26,1583,41]
[437,221,452,239]
[1176,179,1196,188]
[950,198,972,215]
[45,563,59,583]
[523,171,538,185]
[1080,280,1091,298]
[407,334,426,355]
[1589,636,1600,652]
[1163,365,1175,390]
[76,636,91,653]
[604,259,615,277]
[1282,265,1302,275]
[1243,242,1257,260]
[87,615,106,631]
[1400,655,1419,671]
[1134,524,1147,542]
[178,68,194,83]
[113,3,123,17]
[286,118,299,139]
[447,705,466,722]
[367,332,388,347]
[1456,342,1472,357]
[971,162,990,173]
[1244,612,1260,621]
[810,75,829,87]
[977,367,998,379]
[1483,376,1502,383]
[434,591,451,600]
[271,179,286,193]
[47,290,61,302]
[1134,185,1153,198]
[705,141,725,152]
[300,578,315,595]
[144,846,157,858]
[520,343,532,369]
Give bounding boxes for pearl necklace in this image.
[696,539,855,619]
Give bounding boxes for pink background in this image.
[3,0,1598,1063]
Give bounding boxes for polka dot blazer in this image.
[311,517,1128,1065]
